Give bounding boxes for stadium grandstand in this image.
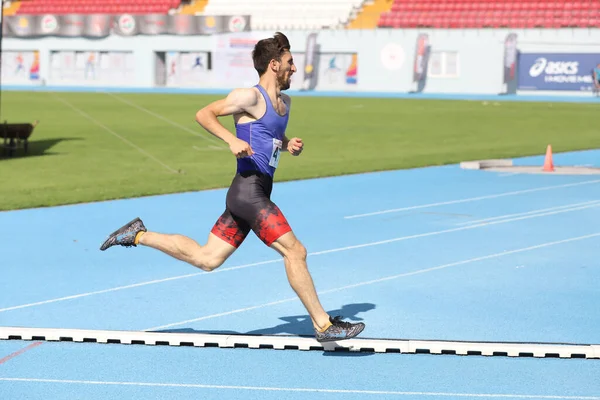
[3,0,598,30]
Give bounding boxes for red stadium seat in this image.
[15,0,596,29]
[15,0,182,15]
[378,0,595,29]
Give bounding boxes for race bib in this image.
[269,138,283,168]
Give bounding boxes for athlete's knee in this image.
[190,251,226,272]
[280,235,307,262]
[292,240,307,261]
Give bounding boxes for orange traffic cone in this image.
[543,144,554,172]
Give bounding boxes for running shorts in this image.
[210,171,292,248]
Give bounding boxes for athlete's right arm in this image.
[195,88,258,157]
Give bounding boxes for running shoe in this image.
[315,316,365,342]
[99,217,146,251]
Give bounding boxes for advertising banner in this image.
[3,14,251,37]
[300,33,319,91]
[502,33,518,94]
[297,32,358,91]
[212,32,266,87]
[316,53,358,90]
[166,51,211,87]
[412,33,430,84]
[1,51,41,85]
[48,50,135,86]
[517,53,600,91]
[503,33,518,85]
[289,52,306,91]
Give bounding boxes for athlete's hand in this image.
[229,138,254,158]
[287,137,303,156]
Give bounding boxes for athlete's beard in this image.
[278,72,291,91]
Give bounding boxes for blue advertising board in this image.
[517,53,600,91]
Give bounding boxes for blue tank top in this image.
[235,84,290,177]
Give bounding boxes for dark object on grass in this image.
[1,120,39,157]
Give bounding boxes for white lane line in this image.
[2,198,598,314]
[0,260,280,313]
[344,179,600,219]
[54,95,179,174]
[455,200,600,226]
[309,202,600,256]
[145,232,600,331]
[1,378,598,399]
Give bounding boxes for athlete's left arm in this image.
[284,135,303,156]
[281,95,304,156]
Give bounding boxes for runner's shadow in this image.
[245,302,376,336]
[157,303,375,336]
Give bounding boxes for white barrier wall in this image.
[3,28,600,94]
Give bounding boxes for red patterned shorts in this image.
[211,172,292,248]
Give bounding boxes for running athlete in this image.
[99,32,365,343]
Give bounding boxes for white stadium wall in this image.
[3,28,600,95]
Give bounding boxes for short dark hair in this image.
[252,32,291,76]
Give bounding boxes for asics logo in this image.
[529,58,579,77]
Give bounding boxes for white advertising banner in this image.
[2,51,41,85]
[212,32,269,87]
[166,51,211,87]
[48,50,135,86]
[316,53,358,90]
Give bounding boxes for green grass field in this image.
[1,91,599,211]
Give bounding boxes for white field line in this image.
[54,94,178,173]
[105,92,225,148]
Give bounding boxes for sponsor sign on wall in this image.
[165,51,211,87]
[1,51,41,85]
[517,53,600,91]
[49,50,135,86]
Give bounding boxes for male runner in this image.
[99,32,365,343]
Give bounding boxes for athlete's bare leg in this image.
[99,217,238,272]
[138,231,236,272]
[269,231,331,331]
[100,215,365,342]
